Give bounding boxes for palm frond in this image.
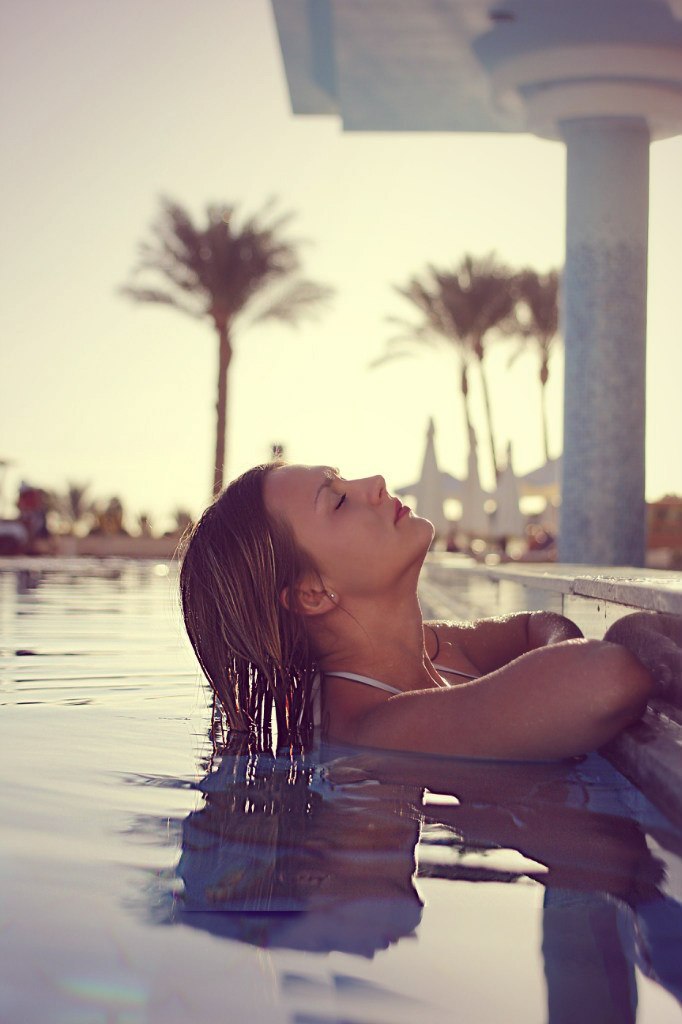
[119,285,205,319]
[371,317,443,369]
[120,192,332,395]
[513,267,562,357]
[377,253,522,402]
[386,323,442,349]
[369,347,417,369]
[246,279,334,327]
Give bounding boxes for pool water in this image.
[1,561,681,1024]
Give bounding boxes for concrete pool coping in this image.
[425,553,682,614]
[421,554,682,828]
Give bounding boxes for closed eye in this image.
[335,493,346,510]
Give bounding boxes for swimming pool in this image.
[1,560,681,1023]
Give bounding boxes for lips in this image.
[394,498,408,523]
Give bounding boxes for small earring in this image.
[328,591,336,600]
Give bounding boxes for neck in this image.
[313,585,437,689]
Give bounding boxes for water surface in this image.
[1,560,681,1024]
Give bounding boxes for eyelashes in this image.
[335,493,346,510]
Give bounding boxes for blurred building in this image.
[647,496,682,566]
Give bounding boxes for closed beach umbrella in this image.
[413,418,448,533]
[439,472,466,499]
[396,470,464,501]
[518,456,561,533]
[493,443,525,539]
[518,456,562,500]
[459,425,489,538]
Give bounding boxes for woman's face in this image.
[264,464,434,601]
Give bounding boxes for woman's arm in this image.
[429,612,584,675]
[351,639,652,761]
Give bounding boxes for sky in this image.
[1,0,681,531]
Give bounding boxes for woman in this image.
[179,462,660,760]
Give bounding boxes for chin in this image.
[418,515,436,545]
[411,515,436,560]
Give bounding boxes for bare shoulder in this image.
[423,618,481,678]
[425,614,531,674]
[426,613,528,641]
[426,612,583,675]
[424,616,483,652]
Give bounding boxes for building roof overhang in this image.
[271,0,682,140]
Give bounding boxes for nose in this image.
[351,474,385,504]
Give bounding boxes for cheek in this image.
[314,531,377,585]
[295,526,351,579]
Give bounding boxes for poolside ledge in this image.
[420,554,682,827]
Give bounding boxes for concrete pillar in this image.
[558,117,649,566]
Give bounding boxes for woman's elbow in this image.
[594,640,653,727]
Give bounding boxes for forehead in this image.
[264,464,330,515]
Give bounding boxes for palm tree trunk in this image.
[213,321,232,498]
[540,381,550,464]
[459,359,474,438]
[540,357,550,463]
[477,356,499,478]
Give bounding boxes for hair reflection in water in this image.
[164,736,682,1016]
[172,736,424,957]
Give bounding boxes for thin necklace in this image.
[428,624,440,661]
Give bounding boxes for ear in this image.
[279,582,335,617]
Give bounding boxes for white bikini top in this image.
[310,663,477,730]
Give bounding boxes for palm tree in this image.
[44,482,92,536]
[138,513,154,538]
[376,276,476,439]
[379,254,516,477]
[121,197,333,496]
[65,482,92,534]
[172,508,194,536]
[507,269,561,464]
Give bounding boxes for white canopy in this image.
[413,418,448,533]
[459,425,489,538]
[492,443,525,539]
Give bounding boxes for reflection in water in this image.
[159,738,682,1019]
[174,739,423,958]
[16,568,43,595]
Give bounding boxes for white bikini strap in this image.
[323,671,402,695]
[432,662,478,680]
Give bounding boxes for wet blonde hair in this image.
[179,464,319,746]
